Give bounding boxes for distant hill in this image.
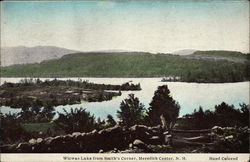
[1,51,249,82]
[180,50,249,64]
[191,50,247,59]
[172,49,197,55]
[1,46,80,66]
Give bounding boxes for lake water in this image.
[0,77,249,120]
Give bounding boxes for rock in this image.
[16,143,32,152]
[31,138,44,152]
[99,126,121,135]
[97,126,124,150]
[133,139,147,150]
[110,148,119,153]
[0,144,18,153]
[37,138,43,144]
[91,129,98,135]
[44,137,54,145]
[72,132,81,136]
[72,132,82,140]
[63,134,76,143]
[129,125,152,140]
[148,136,162,145]
[225,135,234,140]
[212,126,223,135]
[29,138,37,145]
[212,126,221,130]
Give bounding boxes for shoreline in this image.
[1,76,249,84]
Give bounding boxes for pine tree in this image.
[106,114,117,127]
[147,85,180,130]
[117,94,145,127]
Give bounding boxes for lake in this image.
[0,77,249,120]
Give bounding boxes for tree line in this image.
[1,78,141,91]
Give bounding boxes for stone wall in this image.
[2,125,245,153]
[1,125,164,153]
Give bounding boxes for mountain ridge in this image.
[1,46,248,67]
[1,46,80,66]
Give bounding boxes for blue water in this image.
[1,77,249,120]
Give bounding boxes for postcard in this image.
[0,0,249,161]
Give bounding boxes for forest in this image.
[1,51,250,83]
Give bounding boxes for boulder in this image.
[0,144,18,153]
[37,138,43,144]
[133,139,147,150]
[32,138,44,152]
[225,135,234,140]
[91,129,98,135]
[72,132,81,136]
[29,138,37,145]
[129,125,152,141]
[147,136,162,145]
[72,132,82,140]
[110,148,119,153]
[212,126,224,135]
[97,126,125,151]
[16,143,32,152]
[44,137,54,145]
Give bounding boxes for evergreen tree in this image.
[239,103,249,127]
[214,102,241,127]
[117,94,145,127]
[54,108,96,133]
[106,114,117,127]
[147,85,180,130]
[41,106,56,122]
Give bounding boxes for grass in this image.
[1,52,249,82]
[22,122,55,133]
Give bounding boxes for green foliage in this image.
[95,117,106,130]
[178,102,249,130]
[0,112,30,144]
[19,106,55,123]
[1,52,248,82]
[209,127,249,153]
[1,78,141,91]
[117,94,146,127]
[146,85,180,128]
[106,114,117,127]
[239,103,249,127]
[245,54,250,79]
[21,122,55,134]
[214,102,243,127]
[54,108,97,134]
[192,50,247,59]
[0,79,136,108]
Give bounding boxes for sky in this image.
[1,1,249,53]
